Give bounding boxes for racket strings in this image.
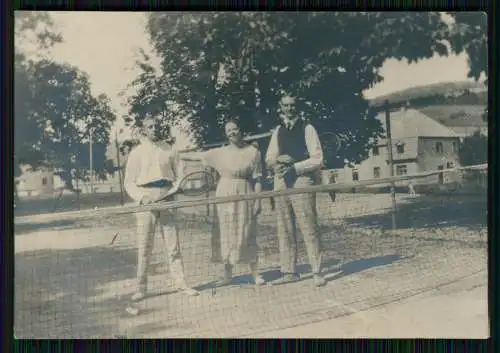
[179,171,216,196]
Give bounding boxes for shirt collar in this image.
[281,117,299,130]
[140,138,171,151]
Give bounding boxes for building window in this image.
[372,146,379,156]
[396,165,407,176]
[352,170,359,181]
[435,141,444,153]
[373,167,381,178]
[42,177,48,185]
[447,162,454,169]
[396,143,405,154]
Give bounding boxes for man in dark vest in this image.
[265,94,326,287]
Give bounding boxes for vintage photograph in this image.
[14,11,488,338]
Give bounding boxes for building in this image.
[332,108,461,188]
[15,166,55,198]
[15,165,69,198]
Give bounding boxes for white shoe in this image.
[313,274,326,287]
[131,291,146,302]
[177,287,200,296]
[253,275,266,285]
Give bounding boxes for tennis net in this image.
[14,164,488,338]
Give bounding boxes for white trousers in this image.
[135,210,187,293]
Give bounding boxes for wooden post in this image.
[205,166,211,216]
[385,100,397,230]
[76,163,81,210]
[115,133,125,206]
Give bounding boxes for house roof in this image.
[376,108,459,139]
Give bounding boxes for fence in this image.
[14,164,488,338]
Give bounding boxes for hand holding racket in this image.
[274,155,295,178]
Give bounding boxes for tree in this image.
[446,12,487,82]
[127,12,484,168]
[459,130,488,166]
[28,60,117,189]
[15,12,117,190]
[14,11,63,177]
[445,12,488,122]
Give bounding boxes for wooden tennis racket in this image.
[157,170,217,201]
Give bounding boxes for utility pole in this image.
[385,100,397,231]
[75,154,80,210]
[115,132,125,206]
[89,127,94,194]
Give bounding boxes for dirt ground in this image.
[14,193,488,338]
[250,273,488,338]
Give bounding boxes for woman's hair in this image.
[224,119,249,145]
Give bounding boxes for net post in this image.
[115,133,125,206]
[384,100,397,232]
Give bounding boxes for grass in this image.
[14,192,487,338]
[15,192,133,217]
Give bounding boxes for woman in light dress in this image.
[180,120,266,286]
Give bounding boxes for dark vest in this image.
[277,119,309,162]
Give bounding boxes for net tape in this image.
[15,163,487,226]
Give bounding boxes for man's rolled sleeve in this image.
[293,124,324,175]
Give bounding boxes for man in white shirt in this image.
[124,116,199,302]
[265,94,326,287]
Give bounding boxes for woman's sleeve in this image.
[202,149,217,169]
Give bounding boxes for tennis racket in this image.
[157,170,217,201]
[319,131,344,157]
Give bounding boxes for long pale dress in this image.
[203,144,263,265]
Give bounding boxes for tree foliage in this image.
[446,12,488,122]
[459,130,488,166]
[126,12,486,168]
[14,12,117,188]
[446,12,487,82]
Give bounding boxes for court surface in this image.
[14,193,488,338]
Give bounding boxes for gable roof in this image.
[376,108,459,139]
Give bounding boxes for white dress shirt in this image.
[124,139,179,203]
[265,120,324,176]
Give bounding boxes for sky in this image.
[40,12,479,147]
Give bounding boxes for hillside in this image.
[369,81,487,108]
[417,105,486,127]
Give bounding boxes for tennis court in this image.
[14,174,488,338]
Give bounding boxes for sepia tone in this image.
[14,11,488,338]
